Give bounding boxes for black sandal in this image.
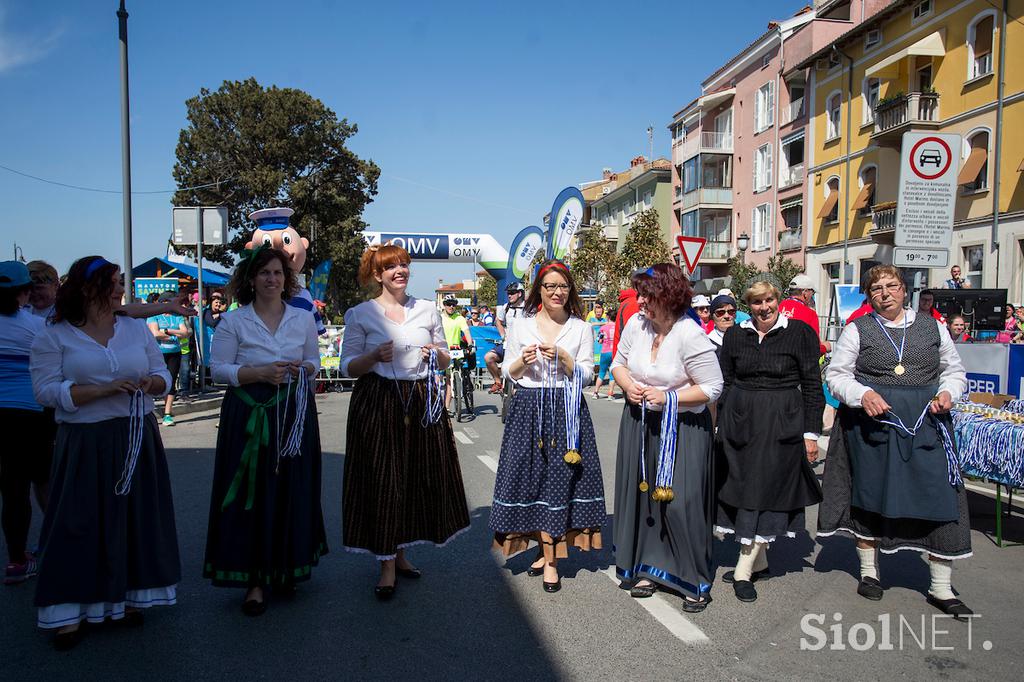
[526,552,546,578]
[926,595,973,621]
[630,581,657,599]
[857,576,884,601]
[682,596,711,613]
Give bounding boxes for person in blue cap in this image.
[246,207,326,335]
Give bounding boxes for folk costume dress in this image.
[29,317,180,629]
[204,304,328,588]
[340,297,470,559]
[715,316,824,544]
[612,314,723,599]
[490,314,606,562]
[820,309,971,559]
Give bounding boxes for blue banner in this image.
[380,233,450,259]
[546,187,585,260]
[309,259,331,302]
[135,277,177,301]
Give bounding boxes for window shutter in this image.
[767,82,775,127]
[766,145,773,187]
[976,17,994,54]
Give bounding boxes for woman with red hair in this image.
[340,244,470,600]
[490,260,605,593]
[610,263,723,610]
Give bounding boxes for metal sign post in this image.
[893,131,962,269]
[195,207,205,394]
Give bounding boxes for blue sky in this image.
[1,0,795,298]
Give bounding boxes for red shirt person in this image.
[612,289,641,359]
[777,274,829,355]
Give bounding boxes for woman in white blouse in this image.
[30,256,180,649]
[340,243,469,601]
[490,260,605,594]
[204,246,326,617]
[610,263,723,610]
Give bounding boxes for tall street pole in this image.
[118,1,135,300]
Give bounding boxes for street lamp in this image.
[737,232,750,265]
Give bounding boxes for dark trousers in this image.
[0,408,56,563]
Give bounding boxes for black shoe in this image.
[682,597,711,613]
[543,579,561,593]
[242,598,267,617]
[396,567,421,580]
[927,595,974,621]
[53,623,85,651]
[722,568,771,584]
[526,553,546,577]
[630,581,657,599]
[374,583,396,601]
[857,576,884,601]
[733,580,757,602]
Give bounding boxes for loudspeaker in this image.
[930,289,1008,331]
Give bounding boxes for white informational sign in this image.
[956,343,1009,395]
[893,247,949,268]
[172,206,229,246]
[894,132,961,255]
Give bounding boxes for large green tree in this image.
[171,78,380,312]
[569,223,618,301]
[727,253,804,311]
[615,208,671,282]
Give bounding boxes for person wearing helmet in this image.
[486,282,526,394]
[441,295,473,410]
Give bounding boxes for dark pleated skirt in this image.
[35,415,180,628]
[204,383,328,587]
[613,404,714,599]
[342,372,470,560]
[817,406,972,559]
[489,386,605,561]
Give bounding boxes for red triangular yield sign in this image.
[676,235,706,273]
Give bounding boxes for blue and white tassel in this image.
[562,366,583,464]
[421,348,445,427]
[114,388,146,496]
[651,390,679,502]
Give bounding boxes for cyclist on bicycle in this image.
[440,294,474,411]
[486,281,526,394]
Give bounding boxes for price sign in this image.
[893,247,949,268]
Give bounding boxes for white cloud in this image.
[0,6,64,74]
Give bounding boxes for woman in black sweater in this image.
[715,280,823,603]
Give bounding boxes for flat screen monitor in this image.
[930,288,1007,331]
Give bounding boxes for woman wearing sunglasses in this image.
[706,294,737,353]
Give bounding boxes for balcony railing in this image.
[681,187,733,210]
[701,240,733,261]
[870,203,897,232]
[602,223,618,240]
[779,163,805,188]
[873,92,940,136]
[779,228,803,252]
[679,131,734,160]
[783,97,804,124]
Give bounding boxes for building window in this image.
[826,93,842,140]
[681,210,698,237]
[755,81,775,133]
[864,28,882,50]
[854,166,877,216]
[753,143,773,193]
[782,203,802,231]
[683,157,699,193]
[863,78,880,124]
[959,130,990,192]
[912,0,932,20]
[964,245,984,288]
[643,189,653,209]
[762,53,771,69]
[752,203,772,251]
[968,13,995,80]
[824,262,840,289]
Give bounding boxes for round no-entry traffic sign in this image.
[909,136,953,180]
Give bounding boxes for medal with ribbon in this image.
[872,312,908,376]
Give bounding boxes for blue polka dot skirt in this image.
[489,386,606,560]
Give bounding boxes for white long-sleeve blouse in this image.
[501,314,594,388]
[209,303,320,387]
[611,313,723,412]
[30,316,171,423]
[339,297,446,380]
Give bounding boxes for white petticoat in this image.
[37,585,177,629]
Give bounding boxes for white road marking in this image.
[477,455,499,473]
[464,426,480,439]
[603,568,709,644]
[454,431,473,445]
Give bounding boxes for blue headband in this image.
[644,267,655,276]
[84,258,111,279]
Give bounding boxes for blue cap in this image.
[249,207,294,231]
[0,261,30,288]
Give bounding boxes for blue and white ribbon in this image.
[537,351,558,450]
[422,348,445,426]
[871,312,907,368]
[639,400,649,489]
[654,390,679,491]
[562,365,583,463]
[952,408,1024,487]
[280,367,310,458]
[114,388,146,496]
[875,402,961,488]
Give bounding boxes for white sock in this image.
[752,544,769,573]
[857,546,878,580]
[927,556,955,600]
[734,542,762,581]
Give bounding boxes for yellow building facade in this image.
[797,0,1024,302]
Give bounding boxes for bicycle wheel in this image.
[462,370,474,417]
[453,366,464,422]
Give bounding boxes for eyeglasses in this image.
[713,308,736,317]
[541,283,570,293]
[868,282,903,297]
[694,306,709,311]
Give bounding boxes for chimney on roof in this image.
[602,167,613,180]
[630,155,646,168]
